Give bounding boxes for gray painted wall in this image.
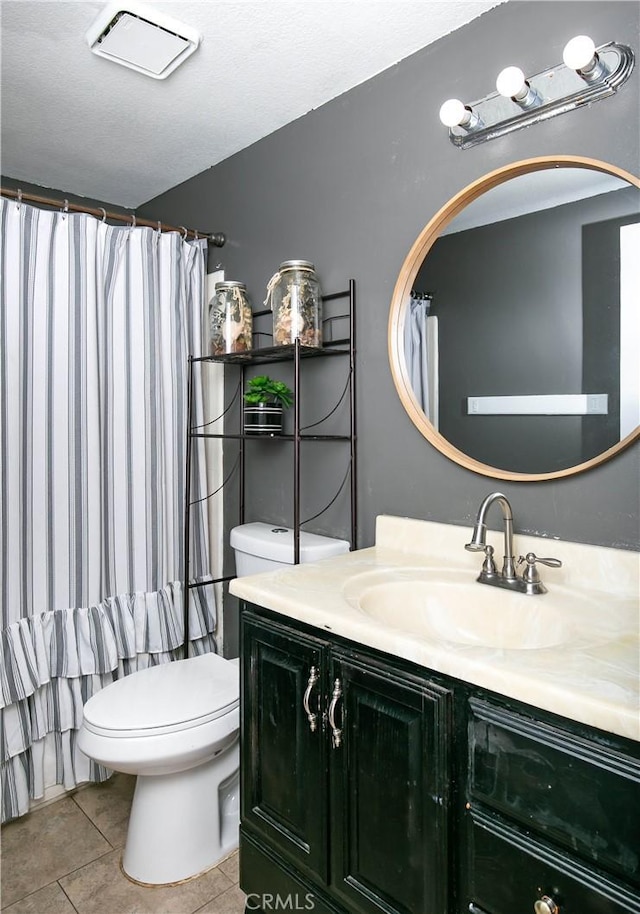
[139,2,640,568]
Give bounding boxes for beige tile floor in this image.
[1,775,246,914]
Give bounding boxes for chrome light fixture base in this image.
[445,42,634,149]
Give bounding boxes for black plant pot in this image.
[244,403,284,436]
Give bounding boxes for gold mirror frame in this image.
[388,155,640,482]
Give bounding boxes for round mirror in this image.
[388,156,640,481]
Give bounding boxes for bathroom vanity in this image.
[230,516,640,914]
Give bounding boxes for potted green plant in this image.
[243,375,294,435]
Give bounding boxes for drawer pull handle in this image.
[328,678,343,748]
[534,896,559,914]
[302,666,319,732]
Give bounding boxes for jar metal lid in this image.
[214,281,247,291]
[279,260,316,271]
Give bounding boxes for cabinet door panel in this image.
[466,808,640,914]
[242,613,328,880]
[468,698,640,888]
[329,655,451,914]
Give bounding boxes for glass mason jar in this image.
[209,281,253,355]
[268,261,322,348]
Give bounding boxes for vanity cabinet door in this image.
[241,612,329,882]
[327,653,452,914]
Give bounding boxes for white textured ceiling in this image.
[1,0,503,208]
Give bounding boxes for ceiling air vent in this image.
[86,1,200,79]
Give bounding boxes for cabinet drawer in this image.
[466,809,640,914]
[468,698,640,887]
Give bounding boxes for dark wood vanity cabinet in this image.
[240,608,453,914]
[240,605,640,914]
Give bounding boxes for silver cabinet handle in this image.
[534,896,559,914]
[328,678,343,748]
[302,666,319,732]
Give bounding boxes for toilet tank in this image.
[231,522,350,577]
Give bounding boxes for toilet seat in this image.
[82,653,239,739]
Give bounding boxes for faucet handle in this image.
[518,552,562,585]
[532,554,562,568]
[518,552,562,567]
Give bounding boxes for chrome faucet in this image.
[465,492,561,594]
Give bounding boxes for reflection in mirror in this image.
[389,158,640,481]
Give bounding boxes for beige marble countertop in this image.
[230,516,640,742]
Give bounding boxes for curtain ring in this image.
[179,226,188,240]
[99,207,107,223]
[156,220,162,236]
[16,189,23,210]
[130,213,136,228]
[62,199,69,218]
[194,229,199,240]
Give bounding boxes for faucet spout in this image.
[466,492,517,580]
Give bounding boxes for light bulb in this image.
[439,98,469,128]
[563,34,608,82]
[495,65,541,109]
[496,66,527,99]
[563,35,597,71]
[439,98,484,131]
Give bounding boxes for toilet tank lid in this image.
[230,522,350,564]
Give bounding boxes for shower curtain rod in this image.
[0,187,226,247]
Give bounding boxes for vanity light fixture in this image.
[440,35,634,148]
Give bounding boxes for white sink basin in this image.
[343,568,601,650]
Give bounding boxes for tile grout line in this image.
[70,788,125,851]
[189,874,244,914]
[0,878,81,914]
[58,879,82,914]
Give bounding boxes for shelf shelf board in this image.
[188,432,352,441]
[192,342,350,365]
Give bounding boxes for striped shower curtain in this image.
[0,198,217,823]
[404,296,439,428]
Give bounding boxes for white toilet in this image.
[78,522,348,886]
[78,652,240,885]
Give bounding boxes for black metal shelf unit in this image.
[182,280,357,654]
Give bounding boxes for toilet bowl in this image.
[78,652,239,885]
